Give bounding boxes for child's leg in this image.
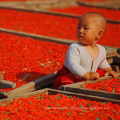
[54,65,85,89]
[54,73,78,89]
[54,66,105,89]
[54,65,81,89]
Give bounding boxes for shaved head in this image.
[81,12,106,32]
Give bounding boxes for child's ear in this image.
[96,30,104,40]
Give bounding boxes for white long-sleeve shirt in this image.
[64,42,111,78]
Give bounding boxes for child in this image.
[54,12,119,89]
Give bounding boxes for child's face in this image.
[76,15,100,46]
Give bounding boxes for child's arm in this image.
[64,45,88,79]
[65,44,103,80]
[104,67,119,78]
[98,47,119,78]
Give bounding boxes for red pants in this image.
[54,65,105,89]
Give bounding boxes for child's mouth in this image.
[79,35,83,39]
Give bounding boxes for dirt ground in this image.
[0,0,120,10]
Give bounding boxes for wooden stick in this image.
[77,1,120,10]
[0,80,16,89]
[6,72,56,98]
[0,90,8,99]
[111,65,120,73]
[113,55,120,64]
[106,48,117,58]
[60,73,120,88]
[0,74,3,80]
[60,74,120,100]
[0,88,120,105]
[107,58,113,64]
[0,88,49,104]
[0,6,119,24]
[60,75,114,88]
[0,27,119,58]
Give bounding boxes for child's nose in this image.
[79,28,83,33]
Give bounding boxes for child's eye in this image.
[78,27,80,29]
[84,27,88,29]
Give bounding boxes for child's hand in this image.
[89,72,100,80]
[104,70,119,78]
[81,72,100,80]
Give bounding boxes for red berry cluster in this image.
[50,5,120,21]
[0,33,68,91]
[80,78,120,93]
[0,9,119,47]
[0,3,119,119]
[0,93,120,119]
